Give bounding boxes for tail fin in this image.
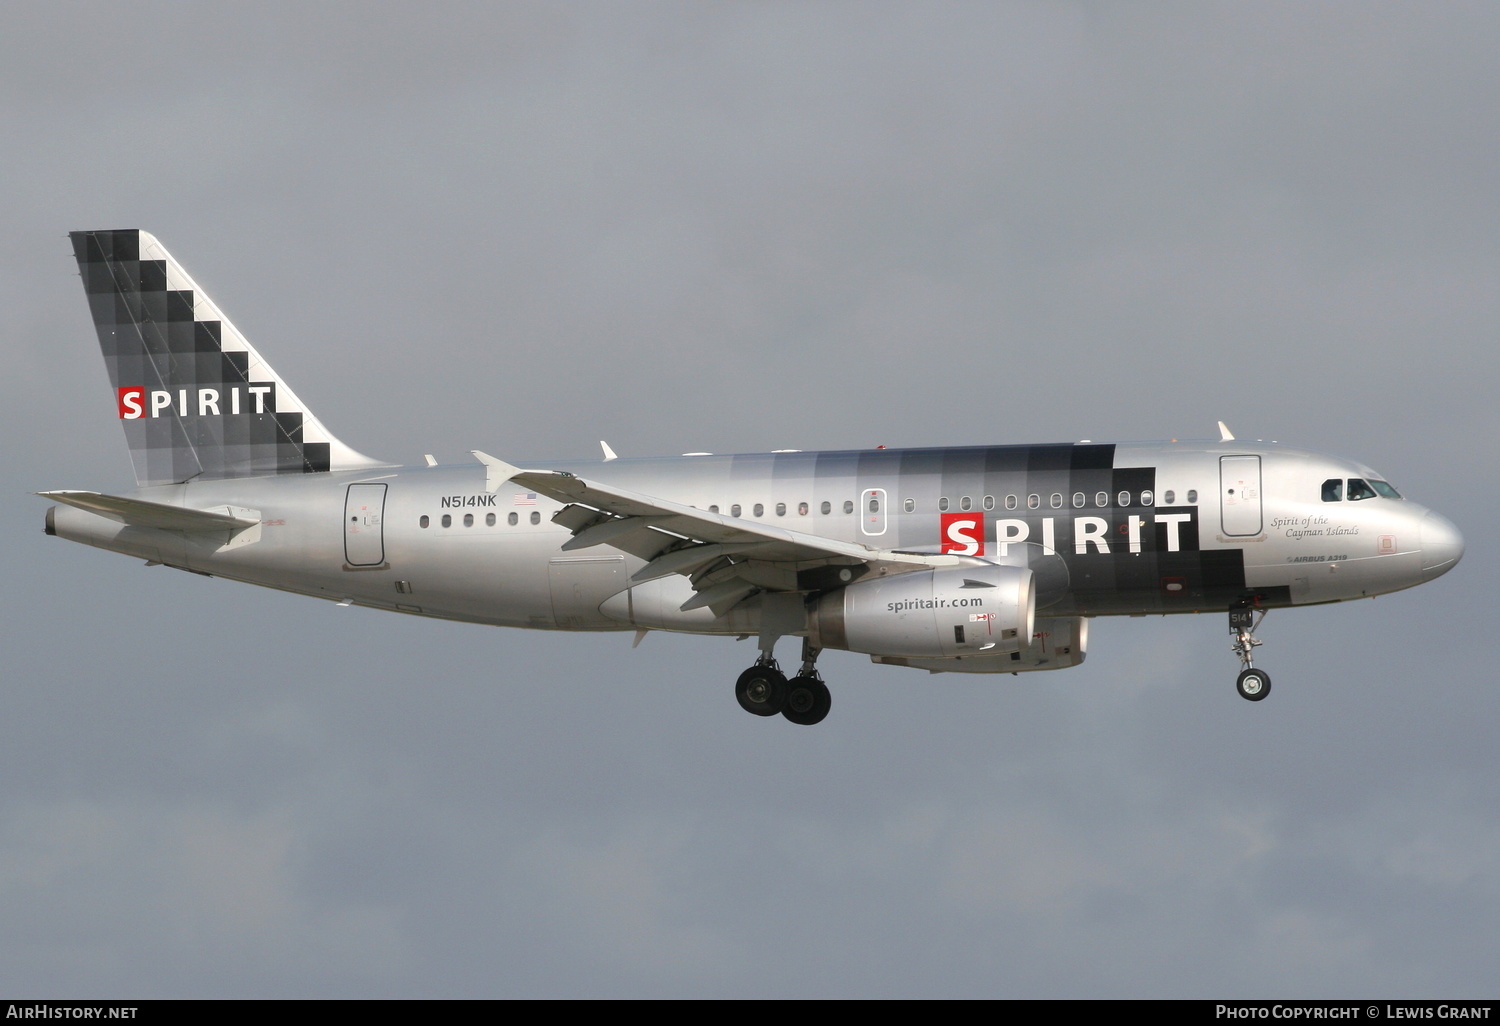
[70,229,382,486]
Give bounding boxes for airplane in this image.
[39,230,1465,725]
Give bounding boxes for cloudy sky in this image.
[2,2,1495,998]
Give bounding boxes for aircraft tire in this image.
[736,665,788,716]
[782,676,832,726]
[1236,668,1271,702]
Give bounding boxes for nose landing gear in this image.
[1230,603,1271,702]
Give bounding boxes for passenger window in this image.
[441,514,452,528]
[868,497,880,513]
[1322,479,1343,502]
[420,515,429,528]
[960,496,972,511]
[753,504,764,517]
[508,512,518,526]
[709,505,719,514]
[1347,478,1377,501]
[731,504,741,518]
[903,498,915,513]
[1163,490,1175,505]
[821,501,831,515]
[530,512,541,525]
[1141,490,1154,506]
[843,500,854,514]
[1027,494,1040,510]
[464,513,474,527]
[1072,492,1085,508]
[938,497,949,512]
[1005,495,1018,510]
[1117,491,1131,507]
[1095,492,1108,508]
[1050,493,1063,509]
[486,513,496,527]
[983,495,995,511]
[798,502,808,515]
[776,502,786,516]
[1187,489,1198,503]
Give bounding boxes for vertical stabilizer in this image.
[71,229,382,486]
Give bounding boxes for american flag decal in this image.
[513,493,538,506]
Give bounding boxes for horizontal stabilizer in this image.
[37,490,260,533]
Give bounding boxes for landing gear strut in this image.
[735,639,832,724]
[1229,603,1271,702]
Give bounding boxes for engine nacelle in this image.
[869,616,1088,674]
[809,564,1034,659]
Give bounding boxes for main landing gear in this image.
[734,639,832,725]
[1229,603,1271,702]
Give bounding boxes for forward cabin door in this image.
[344,483,388,566]
[1219,456,1263,537]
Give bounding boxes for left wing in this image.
[472,451,975,615]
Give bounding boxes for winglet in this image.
[1218,421,1235,442]
[600,441,619,462]
[471,450,523,493]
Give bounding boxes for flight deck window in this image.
[1371,480,1402,499]
[821,501,831,515]
[508,512,518,526]
[938,497,949,512]
[420,515,429,528]
[1322,479,1343,502]
[1347,479,1377,501]
[903,498,914,513]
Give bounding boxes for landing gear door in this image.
[1219,455,1262,537]
[345,483,388,566]
[860,488,887,537]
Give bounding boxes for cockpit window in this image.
[1347,478,1377,501]
[1370,480,1402,499]
[1321,479,1343,502]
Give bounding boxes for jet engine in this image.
[869,616,1088,673]
[808,564,1034,659]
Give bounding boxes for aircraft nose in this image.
[1419,511,1464,582]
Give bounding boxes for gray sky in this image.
[2,1,1495,998]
